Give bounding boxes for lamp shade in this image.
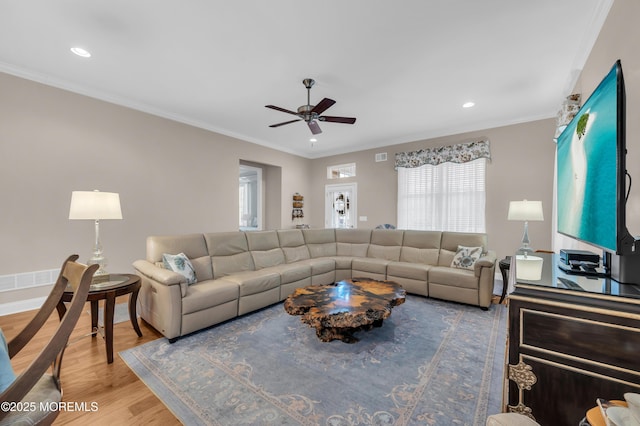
[507,200,543,222]
[69,191,122,220]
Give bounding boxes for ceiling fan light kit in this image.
[266,78,356,135]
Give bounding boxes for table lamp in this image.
[508,200,543,255]
[69,190,122,282]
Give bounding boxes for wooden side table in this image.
[57,273,142,364]
[498,256,511,304]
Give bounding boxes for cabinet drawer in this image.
[520,308,640,375]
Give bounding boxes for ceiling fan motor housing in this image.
[297,104,317,122]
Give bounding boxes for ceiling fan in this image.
[265,78,356,135]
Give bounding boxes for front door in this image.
[325,183,357,228]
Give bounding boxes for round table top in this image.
[63,273,140,295]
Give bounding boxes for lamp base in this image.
[517,246,535,256]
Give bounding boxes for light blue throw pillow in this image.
[0,327,16,393]
[162,253,197,285]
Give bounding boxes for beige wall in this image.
[309,119,557,261]
[0,73,311,279]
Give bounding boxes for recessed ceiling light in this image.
[462,101,475,108]
[70,47,91,58]
[310,138,317,142]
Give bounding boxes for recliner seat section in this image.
[352,229,404,281]
[133,228,497,341]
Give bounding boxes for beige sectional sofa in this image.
[133,228,496,342]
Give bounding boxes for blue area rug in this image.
[120,296,507,425]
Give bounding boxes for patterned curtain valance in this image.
[394,140,491,170]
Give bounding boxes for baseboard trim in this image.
[0,296,47,316]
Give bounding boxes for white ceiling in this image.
[0,0,612,158]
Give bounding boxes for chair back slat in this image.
[0,255,98,424]
[63,260,91,292]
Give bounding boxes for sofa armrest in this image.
[474,250,497,277]
[133,259,184,286]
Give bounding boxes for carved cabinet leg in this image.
[507,360,537,421]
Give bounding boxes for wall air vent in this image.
[375,152,388,162]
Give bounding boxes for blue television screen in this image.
[556,62,622,252]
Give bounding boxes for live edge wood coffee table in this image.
[284,278,406,343]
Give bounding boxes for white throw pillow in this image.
[162,253,197,285]
[450,245,483,270]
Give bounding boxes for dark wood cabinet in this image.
[506,253,640,426]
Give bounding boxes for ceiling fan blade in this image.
[265,105,299,116]
[269,119,301,128]
[311,98,336,115]
[308,120,322,135]
[319,116,357,124]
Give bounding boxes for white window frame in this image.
[397,158,486,232]
[327,163,356,179]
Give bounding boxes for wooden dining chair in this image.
[0,255,98,425]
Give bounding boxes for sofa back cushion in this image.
[400,230,442,265]
[335,229,371,257]
[438,232,488,266]
[367,229,403,261]
[277,230,311,263]
[246,231,285,269]
[147,234,213,281]
[302,229,337,258]
[205,232,254,279]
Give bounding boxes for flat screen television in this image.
[556,60,639,283]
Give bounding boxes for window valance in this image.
[394,139,491,170]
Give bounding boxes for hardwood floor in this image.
[0,297,181,425]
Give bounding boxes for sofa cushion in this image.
[147,233,209,263]
[367,230,403,261]
[370,229,404,246]
[212,252,255,279]
[181,279,239,315]
[205,232,249,256]
[190,256,214,281]
[429,266,478,289]
[252,248,286,269]
[352,257,389,274]
[246,231,286,269]
[400,230,442,264]
[277,229,311,263]
[367,245,401,261]
[302,229,337,257]
[301,257,335,275]
[450,245,483,270]
[246,230,280,251]
[269,263,311,284]
[335,228,370,257]
[282,245,311,263]
[205,232,255,279]
[337,242,369,257]
[387,262,431,281]
[277,229,305,247]
[223,270,280,297]
[332,256,353,270]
